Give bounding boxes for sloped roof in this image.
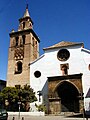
[19,4,33,25]
[43,41,84,50]
[30,54,45,65]
[81,48,90,53]
[23,5,30,18]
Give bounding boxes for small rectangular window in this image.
[60,63,69,75]
[16,37,19,46]
[22,35,25,44]
[23,22,25,29]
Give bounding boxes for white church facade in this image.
[30,41,90,114]
[6,5,90,115]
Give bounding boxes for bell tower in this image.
[6,5,40,87]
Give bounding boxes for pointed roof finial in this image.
[26,4,28,9]
[23,4,30,18]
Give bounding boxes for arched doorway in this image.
[56,81,79,113]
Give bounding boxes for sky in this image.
[0,0,90,80]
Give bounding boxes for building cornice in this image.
[9,29,40,43]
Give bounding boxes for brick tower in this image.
[6,5,40,87]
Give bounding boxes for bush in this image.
[35,103,46,112]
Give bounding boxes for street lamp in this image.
[18,88,22,120]
[18,101,21,120]
[37,91,42,102]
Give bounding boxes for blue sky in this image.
[0,0,90,80]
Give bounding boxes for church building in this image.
[30,41,90,114]
[6,6,90,115]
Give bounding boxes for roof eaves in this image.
[43,42,83,50]
[81,48,90,53]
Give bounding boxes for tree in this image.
[0,84,37,111]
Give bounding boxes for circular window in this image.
[57,49,70,61]
[34,71,41,78]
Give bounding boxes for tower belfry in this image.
[18,4,33,30]
[6,6,40,87]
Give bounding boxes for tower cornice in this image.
[9,29,40,43]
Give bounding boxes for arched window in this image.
[16,37,19,46]
[22,35,25,44]
[15,61,22,74]
[17,61,22,72]
[23,22,25,29]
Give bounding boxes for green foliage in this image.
[21,84,37,103]
[0,84,37,111]
[35,103,46,112]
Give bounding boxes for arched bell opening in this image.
[56,81,80,113]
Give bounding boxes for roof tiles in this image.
[43,41,84,50]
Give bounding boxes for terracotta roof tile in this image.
[43,41,84,50]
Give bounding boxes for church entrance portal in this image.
[48,74,83,115]
[56,81,79,112]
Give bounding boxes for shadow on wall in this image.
[42,80,49,113]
